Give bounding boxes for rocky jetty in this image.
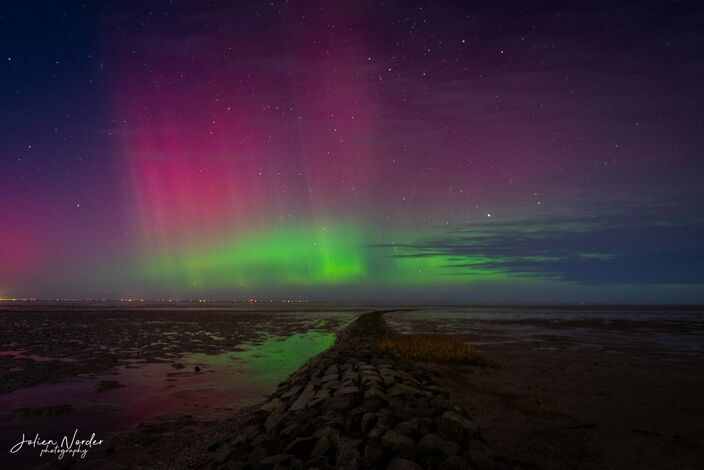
[204,311,515,470]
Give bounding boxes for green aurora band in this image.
[139,222,518,291]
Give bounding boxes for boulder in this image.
[441,410,479,437]
[335,437,363,470]
[284,436,317,459]
[381,430,416,454]
[418,434,461,459]
[336,385,360,396]
[388,384,425,400]
[439,456,477,470]
[289,384,317,411]
[311,437,333,458]
[363,440,387,467]
[281,385,302,399]
[394,417,434,439]
[256,454,291,470]
[361,412,379,434]
[261,397,285,413]
[387,458,424,470]
[367,426,386,441]
[264,412,287,433]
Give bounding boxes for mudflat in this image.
[390,308,704,469]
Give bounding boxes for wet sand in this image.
[390,308,704,469]
[2,304,702,469]
[0,303,359,469]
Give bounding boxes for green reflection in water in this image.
[191,330,336,388]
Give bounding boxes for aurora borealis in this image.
[1,1,703,302]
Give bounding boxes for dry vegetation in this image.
[379,334,486,365]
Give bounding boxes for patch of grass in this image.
[379,334,486,365]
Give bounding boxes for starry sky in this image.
[1,1,703,303]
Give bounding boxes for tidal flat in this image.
[0,302,360,468]
[387,306,704,470]
[1,304,703,469]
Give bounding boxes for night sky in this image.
[1,1,703,302]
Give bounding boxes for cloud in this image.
[373,207,704,285]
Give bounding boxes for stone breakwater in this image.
[205,311,515,470]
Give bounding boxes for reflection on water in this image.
[387,307,704,358]
[0,350,77,363]
[191,331,335,388]
[0,328,336,467]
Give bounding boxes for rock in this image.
[364,387,388,402]
[362,397,386,413]
[381,430,416,454]
[361,412,379,434]
[418,434,461,459]
[341,371,359,382]
[261,397,286,413]
[343,407,366,432]
[251,434,271,447]
[233,424,260,445]
[381,374,397,386]
[308,396,327,409]
[388,384,425,399]
[265,412,287,432]
[368,426,386,441]
[439,456,477,470]
[191,312,504,470]
[387,458,424,470]
[280,424,302,438]
[311,437,333,458]
[363,440,387,467]
[327,397,355,412]
[256,453,291,469]
[336,385,360,396]
[335,437,363,470]
[213,443,235,463]
[247,446,269,465]
[225,461,246,470]
[317,413,345,431]
[394,417,434,439]
[394,404,430,421]
[314,424,341,440]
[285,436,317,459]
[281,385,302,399]
[310,376,323,386]
[289,384,317,411]
[321,380,341,392]
[305,456,331,469]
[376,408,396,429]
[322,373,338,382]
[441,410,479,438]
[289,457,305,470]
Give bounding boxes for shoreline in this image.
[75,310,514,469]
[398,315,704,470]
[62,307,704,469]
[186,310,513,469]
